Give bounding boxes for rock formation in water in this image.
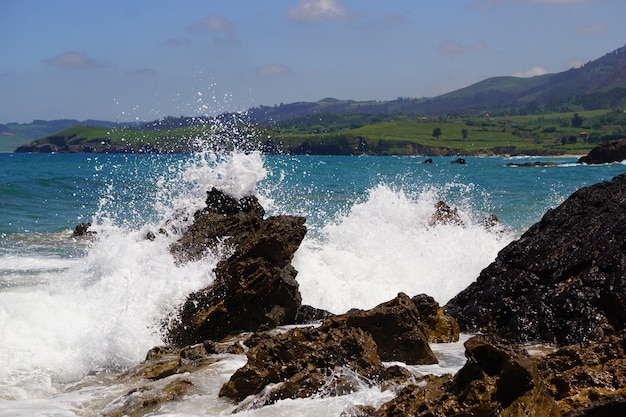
[578,139,626,164]
[446,173,626,345]
[166,187,307,346]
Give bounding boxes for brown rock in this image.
[166,188,307,346]
[411,293,460,343]
[429,201,464,226]
[219,320,393,408]
[345,293,438,365]
[373,336,560,417]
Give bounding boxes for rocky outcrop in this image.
[578,139,626,164]
[537,329,626,415]
[446,173,626,345]
[166,188,307,346]
[370,336,560,417]
[429,201,464,226]
[344,293,456,365]
[219,320,412,409]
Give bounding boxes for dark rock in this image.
[506,161,559,167]
[422,158,433,164]
[166,188,307,346]
[373,336,559,417]
[578,139,626,165]
[295,304,334,324]
[219,320,395,408]
[345,293,438,365]
[446,173,626,345]
[450,157,466,164]
[72,222,96,237]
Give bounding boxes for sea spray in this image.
[292,183,514,313]
[0,150,269,402]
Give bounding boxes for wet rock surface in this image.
[139,173,626,414]
[166,188,307,346]
[446,173,626,345]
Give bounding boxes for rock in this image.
[219,320,396,408]
[166,188,307,346]
[450,157,466,164]
[72,222,96,237]
[537,329,626,415]
[446,173,626,345]
[295,304,334,324]
[506,161,559,167]
[422,158,433,164]
[345,293,438,365]
[483,213,501,229]
[411,293,460,343]
[372,336,560,417]
[429,201,464,226]
[102,378,193,417]
[578,139,626,164]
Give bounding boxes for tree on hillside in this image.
[432,127,442,139]
[461,128,468,140]
[572,113,584,128]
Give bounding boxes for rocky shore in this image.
[100,173,626,416]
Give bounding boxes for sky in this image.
[1,0,625,124]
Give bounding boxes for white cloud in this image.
[288,0,349,23]
[513,66,549,77]
[439,40,487,56]
[190,13,235,33]
[256,64,293,76]
[43,52,108,69]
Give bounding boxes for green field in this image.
[12,109,626,155]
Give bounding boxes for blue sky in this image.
[1,0,625,123]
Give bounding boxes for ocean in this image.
[1,150,625,416]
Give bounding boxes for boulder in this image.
[446,173,626,345]
[578,139,626,164]
[219,320,405,409]
[506,161,559,167]
[166,188,307,346]
[372,336,559,417]
[344,293,446,365]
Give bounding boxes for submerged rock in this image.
[166,188,307,346]
[446,173,626,345]
[578,139,626,165]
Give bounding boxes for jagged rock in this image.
[537,329,626,415]
[446,173,626,345]
[372,336,559,417]
[219,320,401,408]
[578,139,626,165]
[166,188,307,346]
[411,293,460,343]
[295,304,334,324]
[429,201,464,226]
[345,293,438,365]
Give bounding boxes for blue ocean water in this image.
[0,151,624,415]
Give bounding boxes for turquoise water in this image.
[0,151,624,415]
[1,153,624,235]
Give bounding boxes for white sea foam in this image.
[293,183,513,313]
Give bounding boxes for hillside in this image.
[248,43,626,124]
